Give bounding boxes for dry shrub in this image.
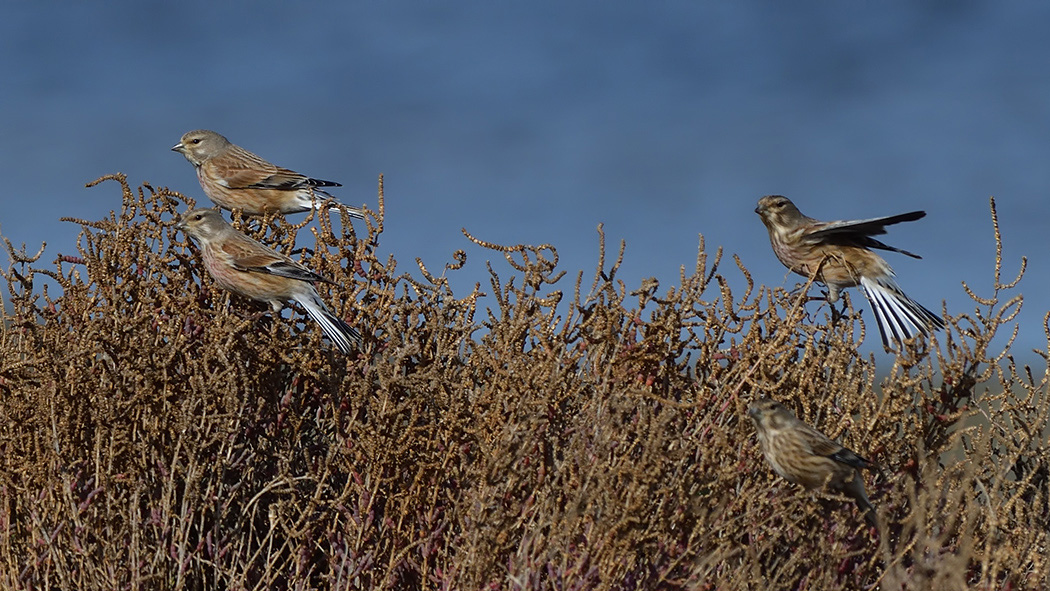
[0,174,1047,590]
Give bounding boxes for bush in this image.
[0,174,1046,590]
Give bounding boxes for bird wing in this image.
[799,425,871,470]
[803,430,844,457]
[206,154,286,189]
[218,164,341,192]
[802,212,926,258]
[805,211,926,240]
[827,447,872,470]
[220,241,330,284]
[206,142,343,190]
[244,167,318,191]
[856,237,922,259]
[254,259,331,283]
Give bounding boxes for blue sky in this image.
[1,2,1047,361]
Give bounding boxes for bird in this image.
[754,194,945,347]
[175,208,362,354]
[172,129,366,218]
[748,397,877,526]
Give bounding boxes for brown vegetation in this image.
[0,174,1047,590]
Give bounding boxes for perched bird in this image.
[175,208,362,354]
[172,129,366,218]
[754,195,945,347]
[748,397,877,526]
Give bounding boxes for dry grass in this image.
[0,174,1047,590]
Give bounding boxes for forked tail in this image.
[298,292,363,354]
[859,276,945,347]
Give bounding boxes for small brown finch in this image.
[748,397,876,526]
[175,208,362,354]
[172,129,366,217]
[755,194,945,347]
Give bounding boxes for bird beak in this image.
[754,205,763,215]
[171,143,184,153]
[174,218,186,231]
[747,405,759,418]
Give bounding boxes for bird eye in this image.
[191,138,201,144]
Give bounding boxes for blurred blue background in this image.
[1,2,1046,361]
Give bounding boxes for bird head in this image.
[175,208,229,242]
[754,195,806,231]
[171,129,230,165]
[748,397,795,430]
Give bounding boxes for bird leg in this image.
[794,287,846,325]
[820,285,846,324]
[829,299,845,325]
